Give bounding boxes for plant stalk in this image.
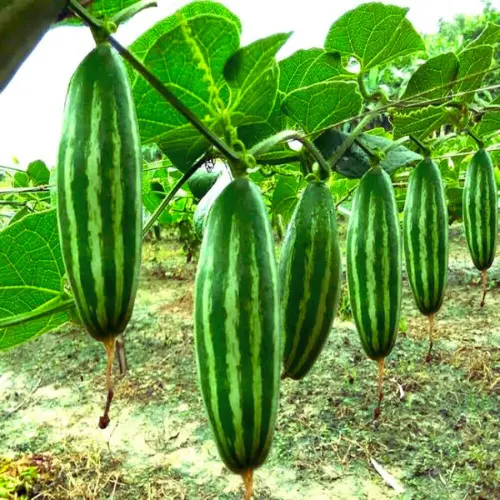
[0,186,50,195]
[374,358,385,419]
[480,269,488,307]
[425,313,435,363]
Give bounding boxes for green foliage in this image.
[129,2,241,170]
[401,53,459,101]
[325,3,426,70]
[0,210,72,350]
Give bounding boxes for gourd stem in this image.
[68,0,239,164]
[374,358,385,419]
[249,130,330,179]
[242,469,254,500]
[353,138,380,166]
[480,270,488,307]
[328,112,379,169]
[98,338,116,429]
[465,128,485,149]
[142,153,210,236]
[409,135,431,158]
[425,313,435,363]
[115,334,128,376]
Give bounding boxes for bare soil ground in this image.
[0,224,499,499]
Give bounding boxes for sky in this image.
[0,0,498,168]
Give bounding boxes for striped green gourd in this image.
[463,148,498,306]
[346,166,402,416]
[194,177,280,486]
[279,180,342,380]
[57,42,142,428]
[403,158,448,359]
[57,42,142,342]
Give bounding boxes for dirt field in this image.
[0,224,499,499]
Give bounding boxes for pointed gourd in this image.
[194,177,280,476]
[403,158,449,316]
[57,42,142,342]
[463,149,498,272]
[347,167,402,361]
[279,180,342,380]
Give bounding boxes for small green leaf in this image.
[142,168,183,225]
[324,3,425,71]
[157,126,210,173]
[279,48,354,97]
[8,207,30,226]
[475,111,500,138]
[26,160,49,186]
[402,53,459,101]
[224,33,291,125]
[447,187,463,223]
[455,45,493,103]
[392,105,459,140]
[475,93,500,137]
[467,23,500,49]
[0,210,71,350]
[272,175,302,224]
[282,81,362,133]
[13,171,29,188]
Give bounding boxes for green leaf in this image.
[446,187,463,223]
[475,93,500,137]
[157,126,210,173]
[236,94,291,151]
[324,3,425,71]
[282,81,362,133]
[475,112,500,138]
[13,171,29,188]
[467,23,500,49]
[130,2,241,169]
[330,177,358,203]
[454,45,493,103]
[8,207,30,226]
[142,168,183,226]
[315,129,421,178]
[392,105,460,140]
[271,175,302,224]
[224,33,291,125]
[402,53,459,101]
[26,160,49,186]
[0,210,71,350]
[279,48,354,97]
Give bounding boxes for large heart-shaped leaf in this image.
[324,3,425,71]
[129,2,241,170]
